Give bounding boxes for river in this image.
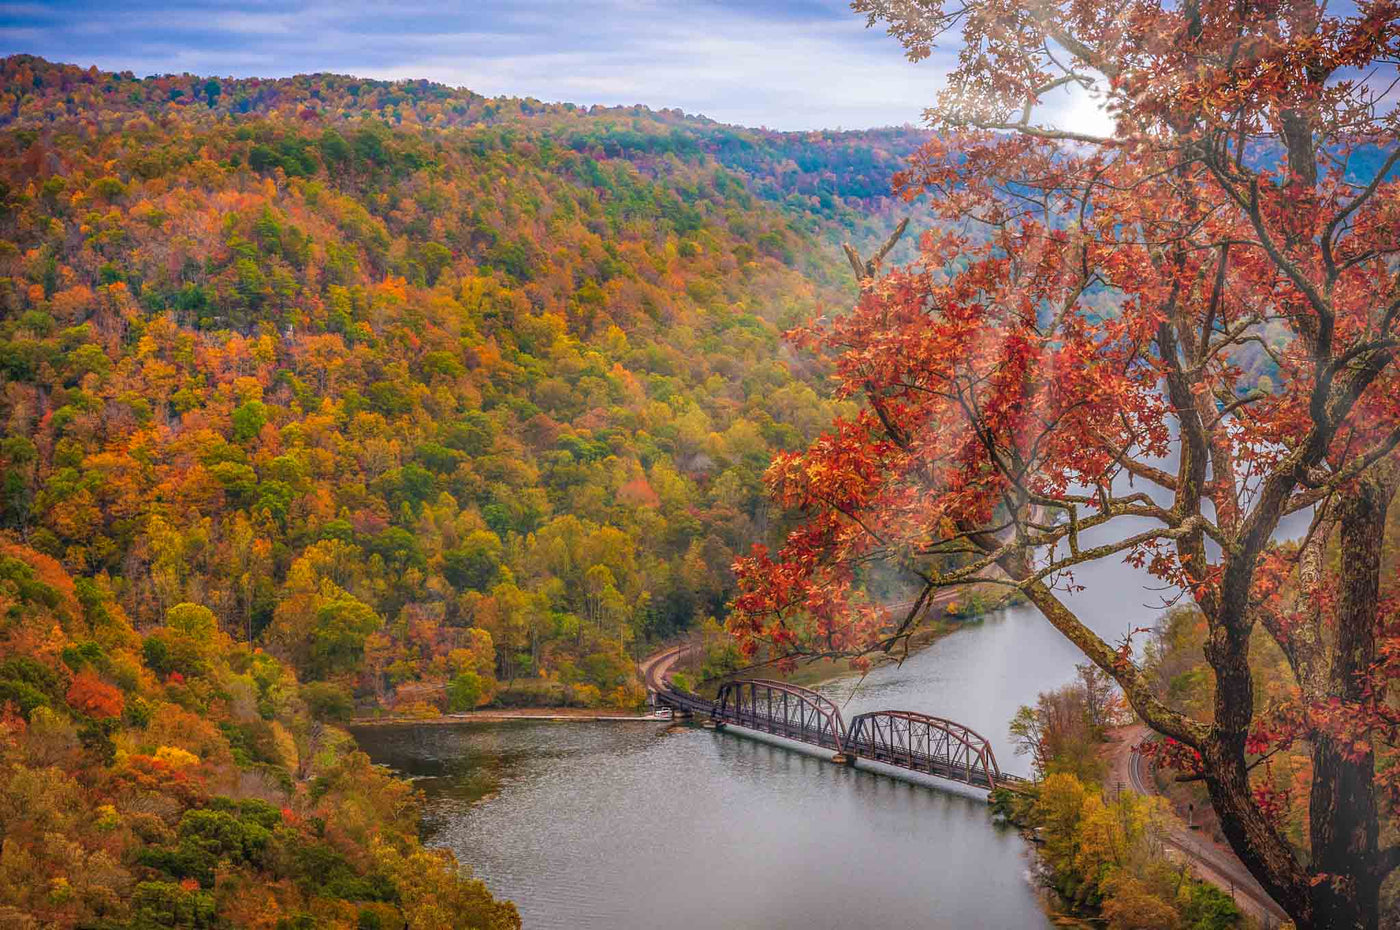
[354,596,1137,927]
[354,499,1312,928]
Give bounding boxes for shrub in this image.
[302,680,355,722]
[154,746,200,768]
[609,681,645,710]
[397,700,440,719]
[60,640,108,673]
[124,695,153,728]
[130,881,217,929]
[139,806,275,887]
[142,631,209,679]
[0,656,62,696]
[1180,880,1243,929]
[0,677,51,718]
[1100,875,1179,930]
[492,679,565,708]
[567,683,602,708]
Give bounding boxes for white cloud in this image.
[0,0,1111,133]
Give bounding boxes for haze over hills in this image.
[0,55,937,927]
[0,54,937,258]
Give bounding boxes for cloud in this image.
[0,0,1111,133]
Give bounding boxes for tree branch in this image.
[1020,576,1207,746]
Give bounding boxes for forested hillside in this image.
[0,55,931,927]
[0,54,925,709]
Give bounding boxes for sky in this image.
[0,0,1114,133]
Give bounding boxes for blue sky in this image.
[0,0,1113,132]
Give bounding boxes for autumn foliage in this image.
[735,2,1400,927]
[0,49,979,928]
[0,52,907,719]
[0,535,520,927]
[64,668,123,718]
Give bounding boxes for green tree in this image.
[447,671,486,711]
[231,400,268,443]
[442,531,503,593]
[310,596,381,678]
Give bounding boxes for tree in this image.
[310,595,381,678]
[0,436,38,532]
[1010,677,1108,783]
[165,603,218,639]
[231,400,267,443]
[1099,875,1180,930]
[442,531,503,593]
[65,670,123,720]
[446,671,487,711]
[734,3,1400,926]
[1009,704,1048,776]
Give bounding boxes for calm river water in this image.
[355,500,1314,929]
[355,603,1127,928]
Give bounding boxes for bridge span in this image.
[645,649,1029,794]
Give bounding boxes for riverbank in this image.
[354,698,1055,929]
[363,600,1106,928]
[351,707,670,726]
[678,585,1021,694]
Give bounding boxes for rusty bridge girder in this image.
[844,710,1021,792]
[712,679,848,753]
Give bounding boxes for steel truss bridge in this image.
[654,678,1029,794]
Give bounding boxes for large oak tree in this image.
[732,2,1400,926]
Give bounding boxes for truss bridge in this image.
[649,662,1028,793]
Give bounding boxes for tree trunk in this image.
[1308,468,1393,929]
[1201,736,1314,923]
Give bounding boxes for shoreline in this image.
[349,707,671,727]
[730,589,1019,693]
[352,589,1019,730]
[773,615,979,691]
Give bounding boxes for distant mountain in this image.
[0,54,934,258]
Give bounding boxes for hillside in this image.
[0,55,933,927]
